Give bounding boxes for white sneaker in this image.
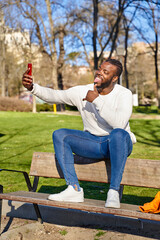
[105,189,120,208]
[48,185,84,202]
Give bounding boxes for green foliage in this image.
[36,104,78,112]
[36,103,53,112]
[0,112,160,206]
[133,106,159,114]
[95,230,105,237]
[59,230,68,236]
[34,104,160,114]
[64,105,78,111]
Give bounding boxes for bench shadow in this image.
[1,200,14,234]
[2,197,160,239]
[121,194,154,206]
[38,185,67,194]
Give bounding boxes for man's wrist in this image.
[28,84,33,91]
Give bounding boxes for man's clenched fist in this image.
[83,84,99,102]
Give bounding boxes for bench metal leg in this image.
[33,204,43,224]
[32,176,39,192]
[0,185,3,236]
[0,169,33,191]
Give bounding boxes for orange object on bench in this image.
[139,192,160,214]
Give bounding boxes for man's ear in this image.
[113,76,118,82]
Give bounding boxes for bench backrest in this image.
[30,152,160,189]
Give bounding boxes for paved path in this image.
[131,113,160,119]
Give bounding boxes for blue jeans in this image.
[52,128,133,191]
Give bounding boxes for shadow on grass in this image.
[133,106,159,114]
[38,185,67,194]
[0,128,25,145]
[0,133,5,138]
[130,119,160,148]
[121,194,153,206]
[0,141,52,163]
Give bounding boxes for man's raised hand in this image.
[83,84,99,102]
[22,68,33,91]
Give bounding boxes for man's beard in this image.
[96,78,113,92]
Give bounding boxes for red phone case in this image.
[28,63,32,76]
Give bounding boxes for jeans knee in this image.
[52,128,64,143]
[110,128,128,141]
[52,130,57,142]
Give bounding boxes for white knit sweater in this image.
[31,83,136,143]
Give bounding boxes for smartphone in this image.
[28,63,32,76]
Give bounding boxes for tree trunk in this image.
[0,41,5,97]
[154,33,160,108]
[0,12,5,97]
[45,0,58,89]
[92,0,98,70]
[57,27,65,90]
[124,26,129,89]
[109,0,124,58]
[51,54,58,89]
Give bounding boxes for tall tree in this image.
[122,2,140,89]
[68,0,135,71]
[57,25,65,90]
[133,0,160,107]
[0,10,5,96]
[2,0,68,90]
[93,0,98,70]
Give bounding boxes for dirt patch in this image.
[1,216,158,240]
[131,113,160,119]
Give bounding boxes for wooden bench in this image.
[0,152,160,228]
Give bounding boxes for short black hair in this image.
[104,58,123,77]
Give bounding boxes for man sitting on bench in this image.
[22,58,136,208]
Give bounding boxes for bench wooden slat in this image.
[0,191,160,222]
[30,152,160,188]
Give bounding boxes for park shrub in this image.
[64,104,78,111]
[35,104,160,114]
[133,106,159,114]
[36,103,78,112]
[0,97,32,112]
[36,103,53,112]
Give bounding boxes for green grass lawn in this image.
[0,111,160,205]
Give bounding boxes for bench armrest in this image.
[0,169,33,191]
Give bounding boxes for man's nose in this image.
[96,69,101,73]
[96,69,101,75]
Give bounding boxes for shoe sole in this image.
[48,197,84,203]
[105,203,120,208]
